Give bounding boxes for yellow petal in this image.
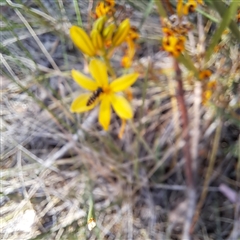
[103,23,116,40]
[89,59,108,87]
[110,73,139,92]
[99,97,111,130]
[90,29,103,50]
[70,93,97,113]
[72,69,98,91]
[93,15,107,32]
[70,26,96,56]
[177,0,183,17]
[111,94,133,119]
[112,19,130,47]
[95,2,110,18]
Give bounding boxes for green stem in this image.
[154,0,167,18]
[205,0,239,62]
[139,0,155,29]
[177,53,199,79]
[208,0,240,41]
[103,54,116,79]
[196,8,218,23]
[87,193,95,222]
[73,0,82,27]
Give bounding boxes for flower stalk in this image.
[174,59,194,188]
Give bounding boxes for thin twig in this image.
[174,59,196,240]
[174,60,194,189]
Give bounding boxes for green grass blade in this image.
[154,0,167,18]
[73,0,82,27]
[206,0,240,41]
[205,0,239,62]
[177,53,199,79]
[139,0,155,29]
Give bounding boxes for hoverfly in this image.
[86,87,103,106]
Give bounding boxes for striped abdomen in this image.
[86,87,103,106]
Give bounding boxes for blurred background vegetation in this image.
[1,0,240,239]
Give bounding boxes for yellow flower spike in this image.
[112,19,131,47]
[93,15,107,32]
[121,40,136,68]
[91,29,103,51]
[70,26,96,56]
[70,59,139,130]
[95,2,110,18]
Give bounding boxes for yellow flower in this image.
[162,35,185,57]
[162,27,175,37]
[162,36,176,51]
[199,69,212,80]
[95,2,111,18]
[95,1,115,18]
[207,80,217,89]
[70,59,139,130]
[121,39,136,68]
[183,1,197,15]
[70,26,96,57]
[127,26,139,41]
[121,26,139,68]
[202,90,212,105]
[177,0,198,16]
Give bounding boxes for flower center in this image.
[103,86,112,95]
